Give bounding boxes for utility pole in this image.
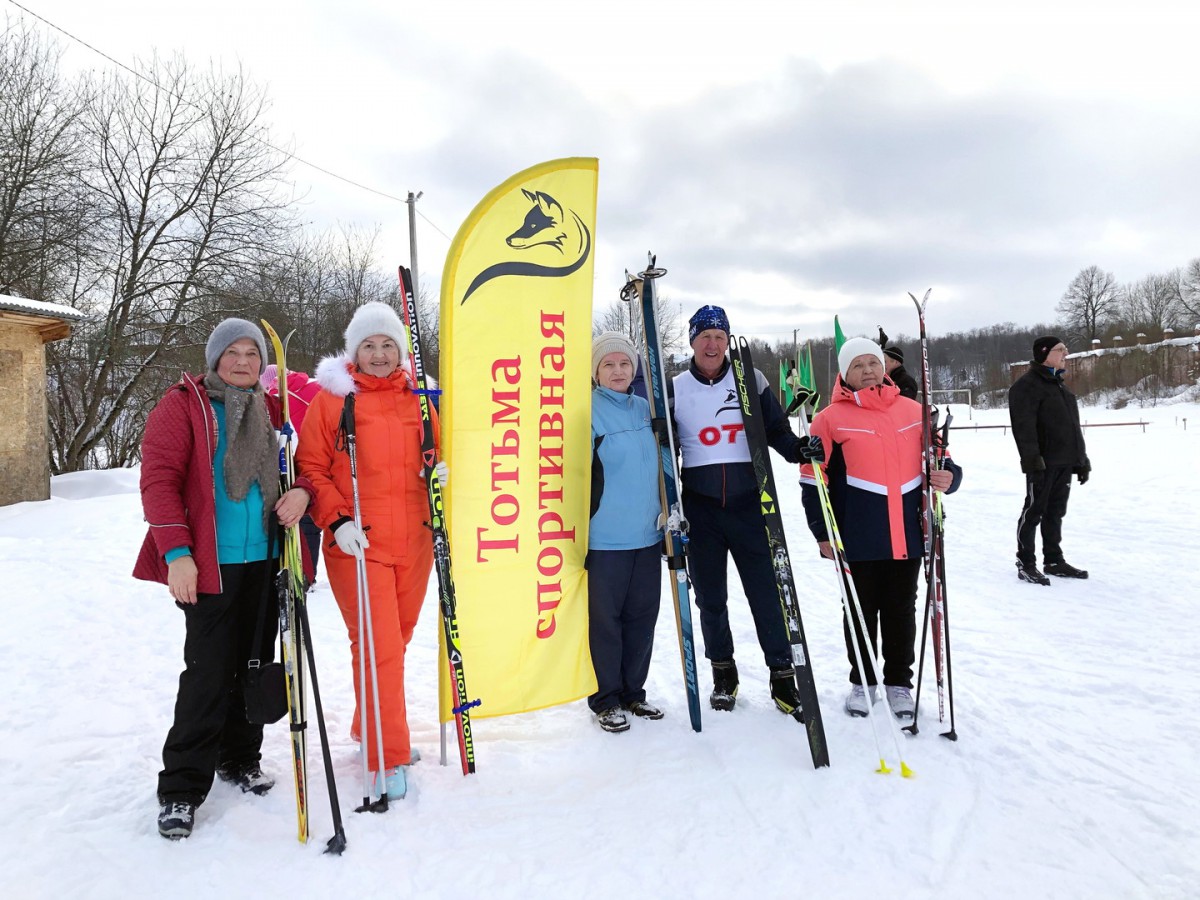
[406,191,423,301]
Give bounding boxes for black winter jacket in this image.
[1007,365,1090,473]
[888,366,920,401]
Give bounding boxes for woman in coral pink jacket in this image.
[296,302,441,802]
[800,337,961,721]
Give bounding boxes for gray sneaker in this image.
[885,685,915,719]
[844,684,878,717]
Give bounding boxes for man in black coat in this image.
[876,328,920,400]
[883,345,920,401]
[1008,335,1091,585]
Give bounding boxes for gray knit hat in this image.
[592,331,638,380]
[205,318,268,373]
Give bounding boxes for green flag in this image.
[797,343,815,393]
[834,315,847,354]
[779,360,794,408]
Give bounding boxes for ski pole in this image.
[341,395,389,812]
[294,596,348,853]
[799,406,913,777]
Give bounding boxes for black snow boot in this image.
[217,760,275,796]
[1016,561,1051,586]
[710,659,738,711]
[769,666,803,720]
[157,800,197,840]
[1045,560,1088,579]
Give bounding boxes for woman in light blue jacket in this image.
[587,331,664,733]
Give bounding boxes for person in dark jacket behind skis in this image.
[587,331,665,734]
[671,305,823,715]
[1008,336,1091,585]
[877,327,920,400]
[134,318,314,840]
[800,338,962,719]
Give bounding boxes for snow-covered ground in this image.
[2,400,1198,899]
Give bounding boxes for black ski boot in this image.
[1016,561,1051,586]
[710,659,738,711]
[769,666,803,720]
[1045,560,1088,579]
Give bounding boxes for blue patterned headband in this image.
[688,305,730,343]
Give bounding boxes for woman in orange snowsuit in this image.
[296,301,440,800]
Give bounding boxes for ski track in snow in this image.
[1,405,1197,898]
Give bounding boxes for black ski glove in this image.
[800,435,825,463]
[1021,455,1045,474]
[651,417,671,448]
[1075,466,1090,485]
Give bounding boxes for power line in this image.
[4,0,455,242]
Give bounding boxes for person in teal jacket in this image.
[587,331,665,733]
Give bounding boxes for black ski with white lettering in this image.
[729,336,829,768]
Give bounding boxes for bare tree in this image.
[1056,265,1120,344]
[1180,257,1200,322]
[0,20,93,299]
[1121,270,1183,336]
[593,291,686,371]
[47,57,294,471]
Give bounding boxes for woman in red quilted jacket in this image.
[134,318,313,840]
[296,302,443,803]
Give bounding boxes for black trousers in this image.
[158,559,277,805]
[684,491,791,669]
[1016,465,1072,566]
[842,558,921,688]
[586,545,662,713]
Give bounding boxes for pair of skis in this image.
[261,320,346,854]
[728,337,830,769]
[398,266,479,774]
[905,290,957,740]
[620,260,702,733]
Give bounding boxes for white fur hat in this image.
[838,337,886,378]
[344,302,409,360]
[592,331,638,380]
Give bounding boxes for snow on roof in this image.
[0,293,89,321]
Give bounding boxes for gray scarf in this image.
[203,370,281,529]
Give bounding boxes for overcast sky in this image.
[11,0,1200,343]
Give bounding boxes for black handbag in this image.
[243,534,289,725]
[244,658,288,725]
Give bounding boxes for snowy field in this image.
[1,399,1198,899]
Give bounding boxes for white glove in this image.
[333,521,369,559]
[434,460,449,488]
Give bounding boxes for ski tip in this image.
[876,759,893,775]
[900,761,916,779]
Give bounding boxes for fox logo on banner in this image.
[439,158,599,720]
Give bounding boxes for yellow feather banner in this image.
[439,158,599,720]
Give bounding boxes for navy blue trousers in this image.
[159,559,277,805]
[683,490,791,669]
[587,545,662,713]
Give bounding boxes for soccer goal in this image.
[930,389,973,420]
